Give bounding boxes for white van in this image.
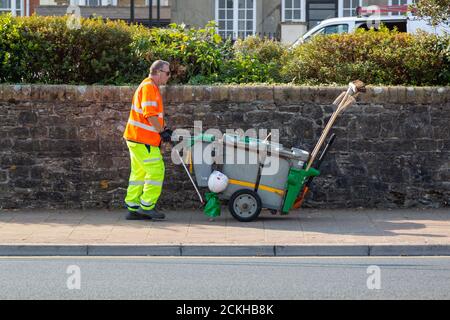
[292,15,450,46]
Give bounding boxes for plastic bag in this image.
[203,192,221,218]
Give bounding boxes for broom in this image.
[293,80,366,209]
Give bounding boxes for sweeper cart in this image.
[173,80,366,222]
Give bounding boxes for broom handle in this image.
[306,112,340,170]
[333,91,346,106]
[175,149,204,204]
[307,93,358,170]
[306,88,351,170]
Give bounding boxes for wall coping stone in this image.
[1,84,449,105]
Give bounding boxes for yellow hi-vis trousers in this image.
[125,140,165,211]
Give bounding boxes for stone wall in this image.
[0,84,449,210]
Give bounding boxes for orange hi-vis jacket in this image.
[123,77,164,146]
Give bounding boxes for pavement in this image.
[0,208,449,256]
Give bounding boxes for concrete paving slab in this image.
[0,235,34,242]
[68,232,112,241]
[27,231,73,239]
[106,233,150,243]
[146,234,188,243]
[0,208,448,256]
[0,215,15,223]
[10,214,51,223]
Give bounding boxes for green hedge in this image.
[1,14,449,86]
[0,15,140,84]
[0,15,232,85]
[282,27,450,86]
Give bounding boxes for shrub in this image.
[0,14,27,83]
[0,14,139,84]
[223,36,288,83]
[1,15,449,86]
[282,26,450,86]
[0,15,232,85]
[131,21,233,84]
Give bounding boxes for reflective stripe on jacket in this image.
[123,78,164,146]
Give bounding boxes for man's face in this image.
[158,66,171,85]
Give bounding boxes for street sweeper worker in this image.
[123,60,173,220]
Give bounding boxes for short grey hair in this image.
[150,60,170,75]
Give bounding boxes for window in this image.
[390,0,410,16]
[86,0,100,5]
[0,0,22,16]
[322,23,349,34]
[343,0,360,17]
[283,0,304,22]
[71,0,118,6]
[237,0,255,38]
[217,0,234,39]
[313,23,349,36]
[357,20,407,32]
[308,2,338,29]
[145,0,169,5]
[216,0,256,39]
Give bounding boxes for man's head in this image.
[149,60,171,86]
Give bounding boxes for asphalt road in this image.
[0,257,449,300]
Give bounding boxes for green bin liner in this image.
[204,192,221,218]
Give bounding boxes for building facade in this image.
[171,0,415,41]
[0,0,40,16]
[14,0,171,25]
[2,0,415,40]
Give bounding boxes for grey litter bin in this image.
[191,140,215,187]
[257,145,309,211]
[176,134,216,187]
[220,134,265,199]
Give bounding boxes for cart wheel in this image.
[228,189,262,222]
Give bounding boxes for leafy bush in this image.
[186,36,288,84]
[227,36,288,83]
[0,14,139,84]
[0,15,232,85]
[220,54,274,84]
[1,15,449,86]
[282,26,450,86]
[132,21,234,84]
[0,14,26,83]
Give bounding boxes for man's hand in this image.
[160,127,173,143]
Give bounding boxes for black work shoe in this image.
[137,208,166,219]
[126,211,152,220]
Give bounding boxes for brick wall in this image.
[0,84,449,210]
[30,0,41,15]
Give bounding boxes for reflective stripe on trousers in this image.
[125,140,165,211]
